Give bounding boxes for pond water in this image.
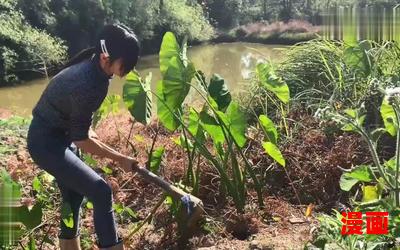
[0,42,286,116]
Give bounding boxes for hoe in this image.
[125,165,204,242]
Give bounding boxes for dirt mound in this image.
[249,111,371,211]
[93,111,316,249]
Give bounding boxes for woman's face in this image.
[100,53,128,78]
[109,58,126,77]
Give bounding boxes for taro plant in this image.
[257,114,285,168]
[122,70,166,174]
[252,61,290,124]
[123,32,257,212]
[122,31,288,213]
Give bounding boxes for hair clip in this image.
[100,39,110,57]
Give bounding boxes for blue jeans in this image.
[27,116,120,248]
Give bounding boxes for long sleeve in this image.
[32,58,110,139]
[69,87,101,142]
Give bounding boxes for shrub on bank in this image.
[222,20,319,44]
[0,0,66,85]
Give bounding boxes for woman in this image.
[27,24,139,250]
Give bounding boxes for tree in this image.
[16,0,55,30]
[49,0,106,54]
[0,0,66,84]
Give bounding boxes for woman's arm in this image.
[68,87,137,171]
[74,137,138,172]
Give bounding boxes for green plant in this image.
[112,203,138,224]
[258,115,285,167]
[0,168,53,249]
[123,32,251,212]
[275,40,400,113]
[243,60,291,138]
[321,96,399,206]
[79,227,93,249]
[313,88,400,248]
[122,31,289,213]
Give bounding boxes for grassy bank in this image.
[212,20,319,45]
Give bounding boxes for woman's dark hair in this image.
[62,24,140,75]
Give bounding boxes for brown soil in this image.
[245,110,371,212]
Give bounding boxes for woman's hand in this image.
[119,156,138,173]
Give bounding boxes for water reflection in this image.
[0,43,284,116]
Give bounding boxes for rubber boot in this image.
[59,235,81,250]
[99,238,124,250]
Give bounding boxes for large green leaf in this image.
[208,74,232,111]
[149,146,165,174]
[156,81,181,131]
[256,63,290,104]
[158,57,195,131]
[159,32,180,76]
[199,111,225,145]
[258,115,278,144]
[343,41,372,77]
[346,165,374,182]
[339,175,360,192]
[188,108,205,143]
[339,165,373,191]
[158,33,196,132]
[262,142,285,167]
[381,97,397,136]
[123,71,152,125]
[217,102,247,148]
[161,56,191,109]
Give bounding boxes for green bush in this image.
[0,0,66,84]
[161,0,215,41]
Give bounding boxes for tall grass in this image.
[276,40,400,111]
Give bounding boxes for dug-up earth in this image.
[3,109,347,250]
